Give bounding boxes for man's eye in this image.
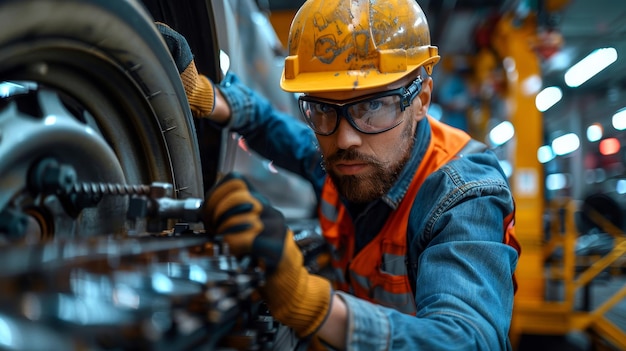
[314,104,333,113]
[367,100,384,111]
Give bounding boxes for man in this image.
[158,0,521,349]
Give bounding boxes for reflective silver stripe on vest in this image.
[381,253,407,275]
[320,198,338,222]
[350,270,416,315]
[350,270,371,290]
[333,267,347,284]
[372,286,417,315]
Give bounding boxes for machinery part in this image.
[0,1,304,349]
[24,157,204,234]
[28,158,78,196]
[0,208,30,240]
[0,82,130,240]
[280,0,440,93]
[125,182,203,233]
[0,0,204,240]
[28,157,152,199]
[128,193,203,226]
[0,233,273,351]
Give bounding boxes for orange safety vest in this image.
[319,117,520,315]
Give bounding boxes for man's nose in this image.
[334,116,362,149]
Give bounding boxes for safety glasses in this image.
[298,76,423,136]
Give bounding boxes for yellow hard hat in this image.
[280,0,440,93]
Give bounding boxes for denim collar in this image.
[380,116,432,209]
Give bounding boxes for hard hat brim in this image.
[280,67,421,94]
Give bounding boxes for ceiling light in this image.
[535,86,562,112]
[537,145,555,163]
[489,121,515,146]
[546,173,569,191]
[612,107,626,130]
[551,133,580,156]
[586,123,603,142]
[564,47,618,87]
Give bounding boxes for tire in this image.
[0,0,204,238]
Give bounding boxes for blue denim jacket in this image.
[219,72,519,350]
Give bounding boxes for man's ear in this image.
[417,76,433,116]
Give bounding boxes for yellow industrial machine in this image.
[463,2,626,349]
[522,198,626,349]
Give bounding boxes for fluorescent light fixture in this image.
[535,86,562,112]
[564,47,617,87]
[537,145,555,163]
[489,121,515,146]
[522,74,542,96]
[617,179,626,195]
[546,173,569,191]
[551,133,580,155]
[586,123,603,142]
[612,107,626,130]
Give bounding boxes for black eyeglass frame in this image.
[298,75,424,136]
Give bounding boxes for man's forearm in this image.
[205,87,231,125]
[318,294,348,349]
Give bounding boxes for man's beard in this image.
[323,121,415,203]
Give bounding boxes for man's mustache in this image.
[325,149,377,165]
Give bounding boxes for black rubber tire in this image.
[0,0,203,197]
[0,0,204,236]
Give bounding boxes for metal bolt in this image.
[0,208,29,239]
[31,158,77,194]
[149,182,174,198]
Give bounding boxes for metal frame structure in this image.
[511,199,626,349]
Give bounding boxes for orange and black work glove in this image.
[202,173,333,338]
[155,22,216,118]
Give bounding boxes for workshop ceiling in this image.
[540,0,626,93]
[425,0,626,92]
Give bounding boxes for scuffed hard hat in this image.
[280,0,440,93]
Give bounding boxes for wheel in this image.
[0,0,204,240]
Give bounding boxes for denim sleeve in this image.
[339,154,519,350]
[217,72,326,194]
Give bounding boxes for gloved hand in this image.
[155,22,216,118]
[202,173,333,338]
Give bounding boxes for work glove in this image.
[201,173,333,338]
[155,22,216,118]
